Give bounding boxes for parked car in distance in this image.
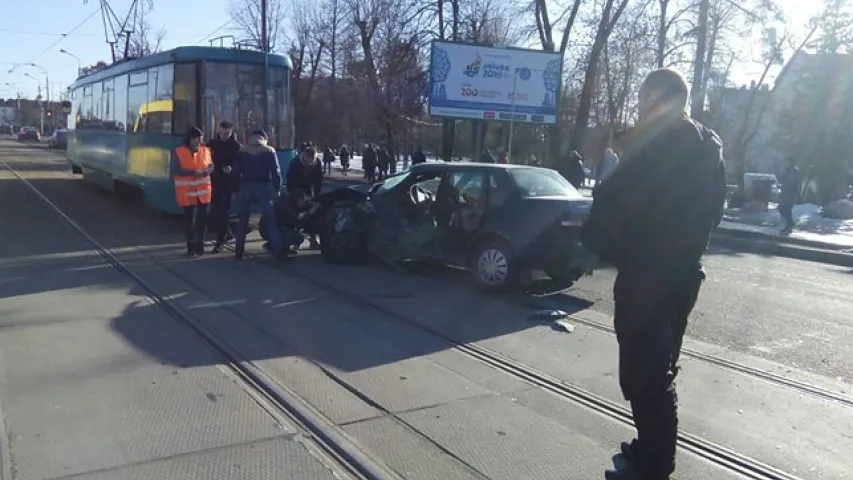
[288,163,597,293]
[48,129,68,149]
[17,126,40,142]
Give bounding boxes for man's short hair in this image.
[219,121,233,129]
[303,146,316,156]
[640,68,689,111]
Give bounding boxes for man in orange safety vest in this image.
[174,126,214,255]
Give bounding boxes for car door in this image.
[445,169,487,255]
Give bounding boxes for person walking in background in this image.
[286,145,324,249]
[560,150,586,189]
[581,68,726,480]
[377,146,389,180]
[412,147,427,166]
[174,127,213,256]
[207,121,241,253]
[498,151,509,164]
[600,147,620,184]
[779,157,801,235]
[232,130,286,261]
[362,144,376,182]
[339,144,350,176]
[322,146,335,175]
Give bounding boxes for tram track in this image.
[2,157,807,480]
[1,161,404,480]
[19,143,853,414]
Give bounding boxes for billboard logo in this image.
[463,54,483,78]
[483,111,495,119]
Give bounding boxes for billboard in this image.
[428,41,562,124]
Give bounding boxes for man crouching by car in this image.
[272,189,321,255]
[287,145,324,249]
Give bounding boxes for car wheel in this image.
[471,240,516,290]
[258,213,270,241]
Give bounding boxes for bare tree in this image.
[126,0,165,58]
[569,0,630,152]
[229,0,289,51]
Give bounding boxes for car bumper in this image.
[519,229,598,280]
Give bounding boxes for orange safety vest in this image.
[174,145,213,206]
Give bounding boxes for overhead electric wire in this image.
[194,19,234,46]
[0,28,99,37]
[11,6,102,72]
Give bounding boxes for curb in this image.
[712,231,853,267]
[717,225,852,252]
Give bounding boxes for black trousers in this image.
[210,181,233,243]
[613,267,704,478]
[183,204,209,248]
[779,203,794,231]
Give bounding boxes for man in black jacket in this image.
[581,69,726,480]
[286,146,324,248]
[208,121,241,253]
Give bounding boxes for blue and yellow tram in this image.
[67,46,294,214]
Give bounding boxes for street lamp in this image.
[23,73,44,133]
[26,63,50,104]
[60,49,82,76]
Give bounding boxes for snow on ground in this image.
[722,203,853,248]
[332,155,441,173]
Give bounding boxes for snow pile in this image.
[722,203,853,248]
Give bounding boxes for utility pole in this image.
[690,0,710,120]
[261,0,270,134]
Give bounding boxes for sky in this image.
[0,0,820,101]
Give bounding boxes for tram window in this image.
[90,82,102,125]
[113,74,128,132]
[127,84,148,133]
[174,63,197,135]
[101,78,115,126]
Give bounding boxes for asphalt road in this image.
[2,141,851,479]
[16,141,853,383]
[328,165,853,382]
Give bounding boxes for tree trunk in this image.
[570,0,629,152]
[690,0,710,120]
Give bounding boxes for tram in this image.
[67,46,294,214]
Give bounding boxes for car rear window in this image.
[509,168,583,198]
[56,131,68,139]
[22,127,37,132]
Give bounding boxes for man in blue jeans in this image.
[232,129,286,260]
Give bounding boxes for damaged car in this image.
[268,163,598,293]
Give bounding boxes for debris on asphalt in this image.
[553,319,576,333]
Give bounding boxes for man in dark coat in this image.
[339,145,351,176]
[412,147,427,166]
[560,150,586,189]
[362,144,376,182]
[207,121,241,253]
[582,68,726,480]
[232,129,285,260]
[286,146,324,248]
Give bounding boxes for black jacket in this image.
[582,114,726,278]
[286,158,324,197]
[207,134,241,185]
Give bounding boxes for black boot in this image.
[186,242,194,256]
[194,242,205,256]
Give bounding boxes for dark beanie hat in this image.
[252,129,268,140]
[186,126,203,138]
